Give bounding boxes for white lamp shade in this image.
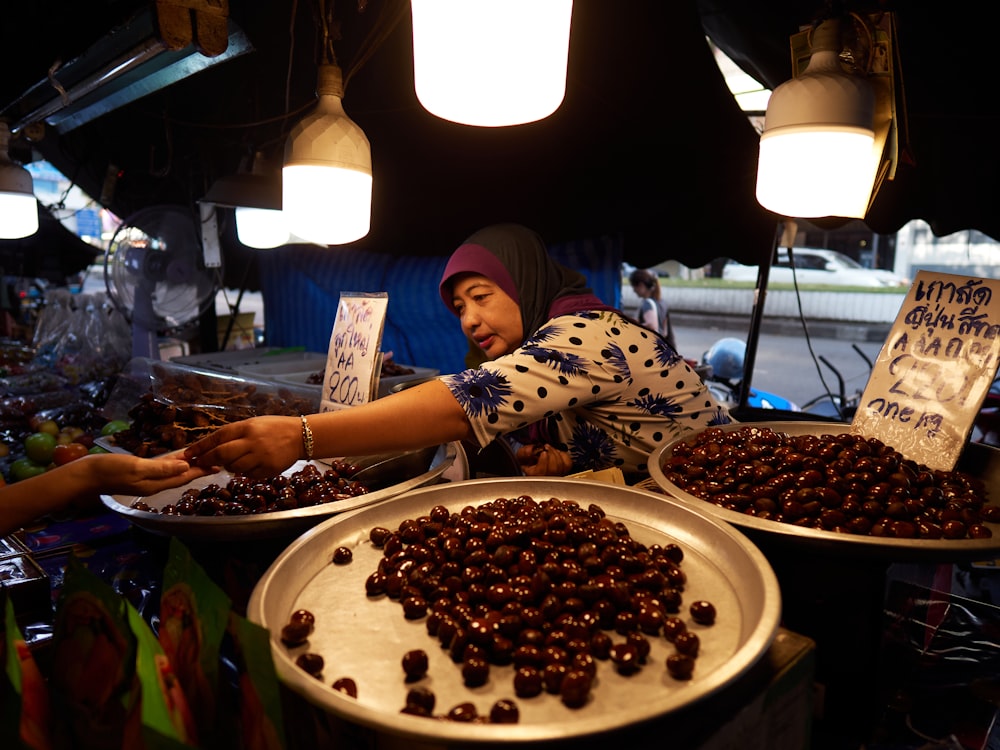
[0,190,38,239]
[0,121,38,239]
[757,127,876,219]
[755,20,878,219]
[235,207,291,249]
[283,65,373,245]
[411,0,573,127]
[282,165,372,246]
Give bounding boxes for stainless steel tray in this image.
[247,477,781,745]
[648,421,1000,561]
[100,443,460,541]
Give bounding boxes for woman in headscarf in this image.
[185,224,730,479]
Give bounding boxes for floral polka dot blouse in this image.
[440,310,732,475]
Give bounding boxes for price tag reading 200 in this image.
[320,293,388,412]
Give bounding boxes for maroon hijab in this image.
[439,223,615,336]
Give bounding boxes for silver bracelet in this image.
[300,415,314,460]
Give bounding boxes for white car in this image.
[722,248,909,288]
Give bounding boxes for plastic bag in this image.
[32,291,131,385]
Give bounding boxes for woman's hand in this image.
[516,443,573,476]
[184,415,303,479]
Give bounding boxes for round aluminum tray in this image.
[247,477,781,745]
[100,442,459,541]
[648,421,1000,561]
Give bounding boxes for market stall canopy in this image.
[1,0,996,280]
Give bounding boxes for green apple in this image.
[10,457,48,482]
[24,432,57,465]
[100,420,131,436]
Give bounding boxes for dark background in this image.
[1,1,997,289]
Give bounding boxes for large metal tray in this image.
[247,477,781,745]
[100,443,460,541]
[648,421,1000,561]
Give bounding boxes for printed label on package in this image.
[852,271,1000,470]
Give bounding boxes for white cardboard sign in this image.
[851,271,1000,471]
[319,292,388,412]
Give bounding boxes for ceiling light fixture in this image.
[755,17,882,219]
[0,122,38,239]
[411,0,574,127]
[282,62,372,245]
[2,7,252,136]
[202,151,294,249]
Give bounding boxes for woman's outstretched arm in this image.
[184,379,474,479]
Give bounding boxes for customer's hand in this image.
[96,452,212,496]
[184,415,303,479]
[516,443,573,476]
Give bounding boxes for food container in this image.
[0,552,50,623]
[101,443,462,541]
[648,421,1000,561]
[377,366,440,397]
[236,353,329,379]
[247,477,782,745]
[170,348,327,375]
[101,357,322,455]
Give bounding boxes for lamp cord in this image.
[344,0,409,90]
[318,0,340,66]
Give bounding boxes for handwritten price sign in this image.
[320,293,388,411]
[852,271,1000,470]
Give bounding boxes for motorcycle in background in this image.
[701,337,1000,443]
[698,337,800,412]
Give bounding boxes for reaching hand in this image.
[516,443,573,476]
[184,415,303,479]
[100,453,213,496]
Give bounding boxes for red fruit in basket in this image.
[53,443,90,466]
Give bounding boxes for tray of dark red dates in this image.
[100,443,460,541]
[246,477,781,744]
[648,421,1000,560]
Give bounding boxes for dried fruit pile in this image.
[130,461,368,516]
[279,495,722,723]
[661,426,999,539]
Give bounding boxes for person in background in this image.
[0,452,209,536]
[185,224,730,480]
[629,267,678,351]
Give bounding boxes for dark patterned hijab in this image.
[439,223,615,337]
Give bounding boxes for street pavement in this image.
[671,312,888,413]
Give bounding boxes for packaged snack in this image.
[159,538,231,744]
[51,557,193,749]
[227,612,287,750]
[3,592,54,750]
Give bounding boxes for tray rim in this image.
[647,421,1000,561]
[99,442,459,541]
[246,476,783,744]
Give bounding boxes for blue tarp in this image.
[258,234,624,375]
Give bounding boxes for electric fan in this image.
[104,205,218,359]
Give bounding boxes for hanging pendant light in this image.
[202,151,294,249]
[282,63,372,245]
[755,18,877,219]
[0,122,39,239]
[411,0,574,127]
[234,206,291,249]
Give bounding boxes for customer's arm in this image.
[0,452,208,535]
[185,378,474,479]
